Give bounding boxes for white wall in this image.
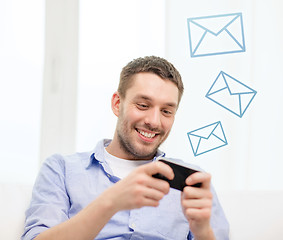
[0,0,44,184]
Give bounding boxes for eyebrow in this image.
[134,94,178,108]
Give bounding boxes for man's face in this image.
[115,72,179,160]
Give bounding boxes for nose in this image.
[144,107,161,130]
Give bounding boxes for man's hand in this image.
[101,161,174,212]
[181,172,216,240]
[35,161,174,240]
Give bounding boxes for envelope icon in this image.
[187,13,245,57]
[206,71,257,118]
[187,121,228,157]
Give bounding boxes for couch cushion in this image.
[0,182,32,240]
[218,190,283,240]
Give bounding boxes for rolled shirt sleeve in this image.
[22,154,70,240]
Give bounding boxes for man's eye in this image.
[162,109,172,115]
[137,103,148,109]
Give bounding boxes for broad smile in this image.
[136,128,159,142]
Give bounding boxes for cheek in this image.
[162,117,175,132]
[126,107,144,121]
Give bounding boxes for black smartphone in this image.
[153,157,202,191]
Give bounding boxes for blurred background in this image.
[1,1,283,239]
[1,0,283,191]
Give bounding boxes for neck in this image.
[105,133,130,160]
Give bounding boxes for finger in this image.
[143,185,167,201]
[182,186,213,200]
[147,176,171,195]
[184,207,212,221]
[139,197,160,208]
[186,172,211,189]
[131,185,166,208]
[181,197,212,209]
[143,161,174,180]
[130,170,170,195]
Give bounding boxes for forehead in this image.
[125,72,179,106]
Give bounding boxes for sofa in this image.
[1,182,282,240]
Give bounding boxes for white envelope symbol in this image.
[187,121,228,157]
[187,13,246,57]
[206,71,257,118]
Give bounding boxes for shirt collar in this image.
[85,139,111,169]
[85,139,165,169]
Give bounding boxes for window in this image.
[0,0,44,184]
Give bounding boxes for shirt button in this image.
[131,223,136,229]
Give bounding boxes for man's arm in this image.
[34,161,174,240]
[181,172,216,240]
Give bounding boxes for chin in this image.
[134,147,157,159]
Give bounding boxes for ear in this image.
[111,91,121,117]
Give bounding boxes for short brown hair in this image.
[118,56,184,104]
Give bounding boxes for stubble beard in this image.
[117,127,159,160]
[116,116,166,160]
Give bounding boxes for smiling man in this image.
[22,56,229,240]
[108,72,178,160]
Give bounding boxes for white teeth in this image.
[138,130,155,138]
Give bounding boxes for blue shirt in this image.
[22,139,229,240]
